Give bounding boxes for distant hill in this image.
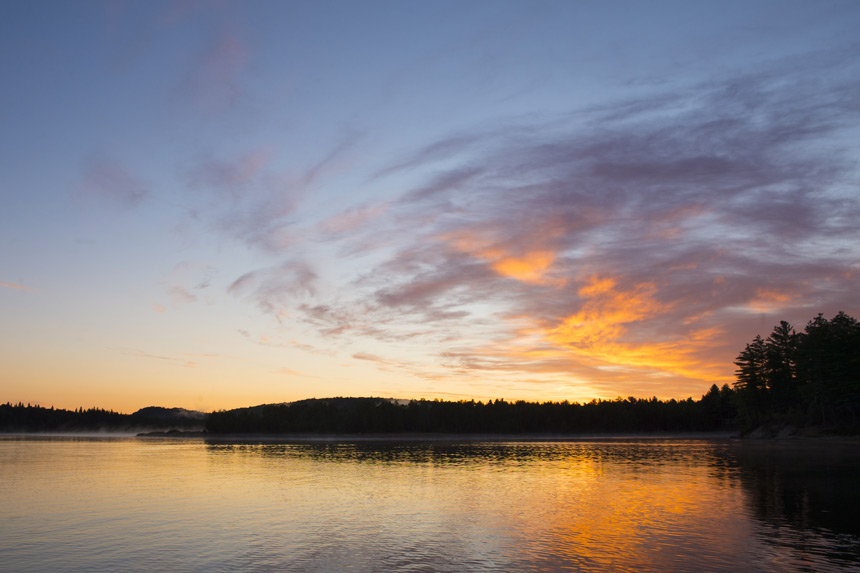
[0,403,207,433]
[219,397,397,415]
[130,407,207,424]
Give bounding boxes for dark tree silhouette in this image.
[0,403,205,433]
[733,311,860,433]
[205,392,738,436]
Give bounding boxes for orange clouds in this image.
[443,230,565,286]
[379,222,738,394]
[543,275,727,384]
[746,288,793,313]
[425,271,731,400]
[491,251,559,284]
[548,276,661,349]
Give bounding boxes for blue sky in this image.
[2,0,859,412]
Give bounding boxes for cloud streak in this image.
[228,260,317,320]
[1,281,38,292]
[75,155,148,209]
[178,28,249,113]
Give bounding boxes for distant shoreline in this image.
[6,431,860,443]
[136,430,741,441]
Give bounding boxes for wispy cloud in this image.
[276,367,305,376]
[1,280,38,292]
[185,147,275,199]
[352,352,387,363]
[177,28,249,113]
[318,202,389,237]
[238,328,326,355]
[121,347,179,363]
[75,154,148,208]
[180,134,363,254]
[228,260,317,319]
[161,261,217,307]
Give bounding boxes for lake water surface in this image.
[2,436,859,571]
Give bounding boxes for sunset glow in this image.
[2,1,859,413]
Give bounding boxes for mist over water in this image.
[1,436,859,571]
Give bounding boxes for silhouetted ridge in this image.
[0,403,206,433]
[205,394,738,435]
[131,407,207,422]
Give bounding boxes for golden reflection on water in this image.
[197,440,755,570]
[1,437,859,572]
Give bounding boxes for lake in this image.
[1,436,859,571]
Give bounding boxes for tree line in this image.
[0,403,204,432]
[205,390,738,435]
[733,311,860,433]
[3,390,739,435]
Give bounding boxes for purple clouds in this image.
[233,45,860,399]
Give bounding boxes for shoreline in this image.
[136,430,741,441]
[6,430,858,443]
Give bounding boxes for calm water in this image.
[2,436,859,572]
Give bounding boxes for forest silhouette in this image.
[0,405,205,433]
[733,311,860,433]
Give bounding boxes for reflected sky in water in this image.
[1,437,859,571]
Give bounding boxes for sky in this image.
[2,0,859,413]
